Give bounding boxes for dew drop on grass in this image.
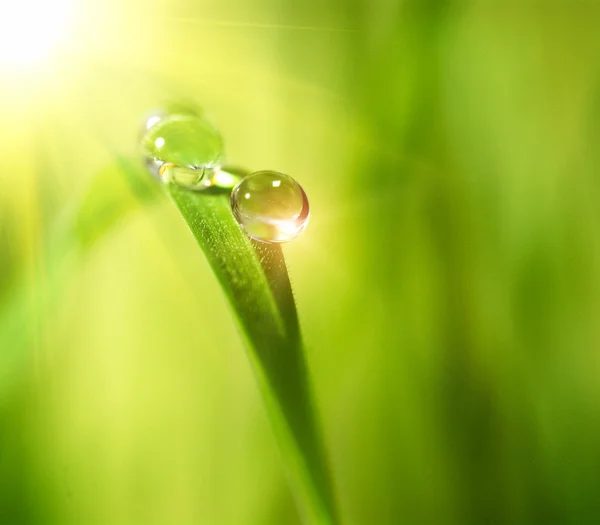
[141,112,224,190]
[231,171,310,243]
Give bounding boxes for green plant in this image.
[166,183,338,524]
[0,154,338,522]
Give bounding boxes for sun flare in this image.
[0,0,72,68]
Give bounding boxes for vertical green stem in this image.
[167,186,338,524]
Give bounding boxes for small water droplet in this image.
[158,163,208,188]
[141,112,224,190]
[231,170,310,243]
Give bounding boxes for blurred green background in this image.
[2,0,600,523]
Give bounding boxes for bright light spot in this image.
[0,0,72,68]
[276,220,298,235]
[212,170,238,188]
[145,115,162,130]
[244,193,251,199]
[155,137,165,148]
[272,180,281,187]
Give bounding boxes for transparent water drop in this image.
[231,171,310,243]
[158,163,208,188]
[141,112,224,190]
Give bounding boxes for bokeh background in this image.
[2,0,600,523]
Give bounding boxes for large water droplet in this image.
[141,112,224,190]
[231,171,310,243]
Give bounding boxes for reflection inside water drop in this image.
[159,163,212,189]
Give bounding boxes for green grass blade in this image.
[167,184,338,525]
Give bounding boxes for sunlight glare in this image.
[0,0,72,68]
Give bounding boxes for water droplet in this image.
[158,163,208,189]
[141,112,224,190]
[231,171,310,243]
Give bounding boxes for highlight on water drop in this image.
[141,110,224,190]
[231,170,310,243]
